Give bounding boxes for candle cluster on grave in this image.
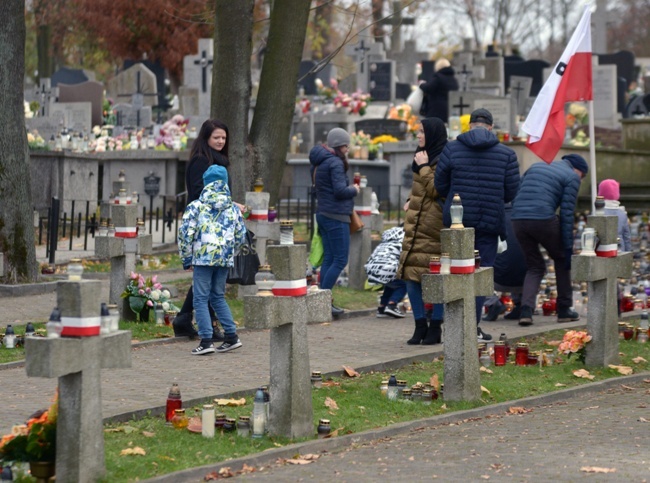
[476,334,556,368]
[383,373,441,403]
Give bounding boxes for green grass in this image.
[82,254,184,274]
[99,332,650,482]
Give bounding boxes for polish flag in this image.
[522,6,592,163]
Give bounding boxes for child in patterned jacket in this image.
[365,226,407,318]
[178,165,247,355]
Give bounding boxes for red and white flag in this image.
[522,6,592,163]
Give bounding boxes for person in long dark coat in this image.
[419,58,459,123]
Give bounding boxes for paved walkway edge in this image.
[145,371,650,482]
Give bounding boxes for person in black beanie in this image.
[173,119,237,340]
[511,153,588,326]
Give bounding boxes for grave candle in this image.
[429,256,441,274]
[317,419,331,438]
[202,405,215,438]
[237,416,251,437]
[450,194,464,229]
[280,220,294,245]
[387,374,398,400]
[440,253,451,275]
[67,258,84,281]
[310,371,323,388]
[165,383,182,423]
[494,340,507,366]
[515,342,529,366]
[252,387,266,438]
[100,303,111,336]
[46,308,63,339]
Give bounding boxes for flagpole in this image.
[588,100,597,211]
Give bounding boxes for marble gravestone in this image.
[49,102,93,136]
[183,38,214,118]
[508,76,533,117]
[58,80,105,127]
[107,63,158,108]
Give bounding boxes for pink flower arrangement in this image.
[558,330,592,363]
[333,89,371,115]
[121,272,176,321]
[156,114,189,149]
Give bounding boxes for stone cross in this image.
[345,39,385,93]
[25,279,132,483]
[117,71,157,128]
[572,214,633,366]
[95,200,152,319]
[35,78,57,118]
[348,187,380,290]
[243,245,331,438]
[379,0,416,54]
[193,49,214,93]
[452,95,471,116]
[183,38,214,118]
[458,64,473,92]
[421,227,493,402]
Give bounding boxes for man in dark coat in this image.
[419,58,458,123]
[511,154,588,326]
[435,108,520,341]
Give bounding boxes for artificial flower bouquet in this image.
[121,272,178,321]
[558,330,592,364]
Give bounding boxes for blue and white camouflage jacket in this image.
[178,179,247,269]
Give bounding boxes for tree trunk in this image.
[0,0,39,283]
[212,0,254,203]
[249,0,311,205]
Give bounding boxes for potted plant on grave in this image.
[350,131,372,159]
[0,393,57,481]
[121,272,178,322]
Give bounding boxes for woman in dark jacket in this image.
[173,119,232,339]
[419,58,458,123]
[309,128,360,315]
[397,118,447,345]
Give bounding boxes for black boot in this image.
[407,318,428,345]
[482,300,504,321]
[422,319,442,345]
[173,312,198,339]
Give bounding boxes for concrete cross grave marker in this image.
[243,245,331,438]
[572,214,633,366]
[34,78,58,118]
[508,75,533,117]
[348,187,382,290]
[25,279,132,483]
[450,94,471,116]
[345,38,385,93]
[380,0,416,54]
[95,184,153,319]
[116,69,157,128]
[421,227,493,402]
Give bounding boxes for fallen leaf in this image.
[508,406,531,414]
[322,381,340,387]
[240,463,256,474]
[545,339,562,346]
[480,366,493,374]
[480,475,490,479]
[342,365,360,377]
[639,417,649,422]
[286,458,314,465]
[608,365,633,375]
[214,398,246,406]
[408,456,415,461]
[301,454,320,460]
[581,466,616,473]
[633,356,647,364]
[325,397,339,410]
[218,467,234,477]
[440,404,447,410]
[120,447,146,456]
[325,427,341,438]
[430,374,440,391]
[357,406,366,411]
[573,369,595,380]
[104,428,123,433]
[160,456,175,461]
[481,386,491,394]
[320,322,331,326]
[142,431,155,438]
[554,383,567,387]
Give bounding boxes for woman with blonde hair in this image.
[418,58,458,122]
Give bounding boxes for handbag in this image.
[349,211,364,234]
[309,216,324,268]
[226,230,260,285]
[406,87,424,113]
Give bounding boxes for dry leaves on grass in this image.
[481,386,491,395]
[633,356,647,364]
[214,398,246,406]
[325,397,339,411]
[480,366,493,374]
[142,431,155,438]
[508,406,532,414]
[639,417,649,422]
[555,383,567,387]
[120,447,146,456]
[572,369,595,380]
[322,380,340,387]
[581,466,616,473]
[104,425,137,434]
[342,365,360,377]
[608,365,633,375]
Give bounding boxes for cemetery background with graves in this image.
[23,32,650,232]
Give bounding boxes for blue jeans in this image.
[317,213,350,291]
[405,280,443,321]
[193,265,237,341]
[380,280,407,306]
[475,231,499,325]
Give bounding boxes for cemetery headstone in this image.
[25,111,65,143]
[624,95,648,118]
[298,60,318,95]
[34,78,57,118]
[178,86,200,118]
[123,59,170,112]
[345,38,386,93]
[369,60,396,102]
[183,38,213,118]
[449,91,516,134]
[393,40,426,85]
[108,63,158,109]
[348,188,374,290]
[58,80,105,127]
[504,59,551,96]
[51,67,91,87]
[354,118,408,139]
[474,56,505,96]
[508,75,533,116]
[49,102,92,136]
[380,0,415,54]
[595,51,635,91]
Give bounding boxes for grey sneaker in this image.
[215,338,242,353]
[191,340,215,355]
[383,304,406,318]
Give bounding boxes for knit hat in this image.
[203,165,228,186]
[562,154,589,175]
[469,108,493,126]
[326,128,350,148]
[598,178,620,201]
[434,58,451,72]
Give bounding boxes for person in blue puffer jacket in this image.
[310,128,360,316]
[178,164,247,356]
[511,154,588,327]
[435,108,520,342]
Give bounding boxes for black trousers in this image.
[179,285,218,321]
[512,217,573,312]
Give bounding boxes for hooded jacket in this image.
[309,145,357,217]
[178,179,246,269]
[398,118,447,282]
[435,128,520,239]
[511,159,582,251]
[419,66,459,122]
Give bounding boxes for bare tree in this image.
[0,0,39,283]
